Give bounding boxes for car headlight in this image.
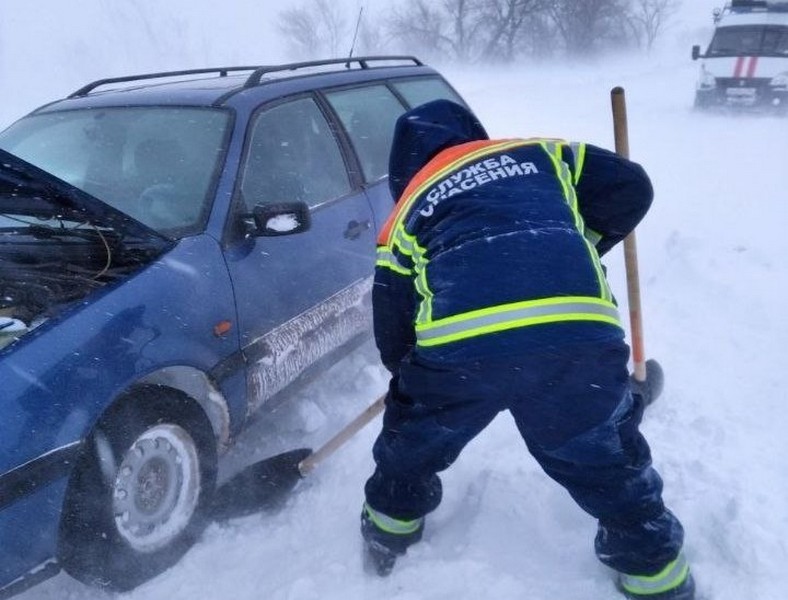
[697,67,716,90]
[770,72,788,90]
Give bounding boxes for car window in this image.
[391,77,465,109]
[708,26,770,56]
[240,97,351,210]
[0,107,231,236]
[325,85,407,183]
[763,26,788,55]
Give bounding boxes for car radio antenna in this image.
[347,6,364,63]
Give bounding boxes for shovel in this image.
[611,86,664,406]
[211,393,386,520]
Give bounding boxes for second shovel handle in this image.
[611,87,647,382]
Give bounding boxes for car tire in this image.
[58,385,217,592]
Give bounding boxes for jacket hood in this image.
[388,99,489,201]
[0,148,167,243]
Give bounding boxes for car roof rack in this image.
[68,66,262,98]
[67,56,424,98]
[242,55,424,88]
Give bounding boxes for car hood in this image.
[0,148,167,243]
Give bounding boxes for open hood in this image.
[0,148,168,243]
[0,148,173,327]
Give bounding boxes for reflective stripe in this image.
[570,142,586,185]
[585,228,603,245]
[541,142,612,302]
[391,231,417,257]
[364,503,423,535]
[543,141,579,213]
[378,229,420,276]
[376,247,411,275]
[390,228,434,323]
[415,296,621,346]
[620,554,690,596]
[413,262,433,324]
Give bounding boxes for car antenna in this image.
[346,6,364,67]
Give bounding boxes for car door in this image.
[223,95,375,415]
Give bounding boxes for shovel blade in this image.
[211,447,312,521]
[630,358,664,406]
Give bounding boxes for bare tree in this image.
[387,2,443,60]
[478,0,550,61]
[353,13,390,56]
[626,0,680,51]
[388,0,488,62]
[278,0,349,59]
[355,13,390,57]
[334,0,680,62]
[546,0,630,57]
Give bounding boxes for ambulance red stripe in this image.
[746,56,758,78]
[733,56,745,77]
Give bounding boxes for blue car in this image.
[0,56,472,597]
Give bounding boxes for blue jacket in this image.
[375,100,652,369]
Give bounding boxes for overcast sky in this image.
[0,0,723,127]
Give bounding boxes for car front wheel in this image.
[58,386,217,591]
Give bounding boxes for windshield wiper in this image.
[0,212,101,238]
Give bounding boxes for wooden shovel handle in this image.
[298,393,386,475]
[611,87,647,382]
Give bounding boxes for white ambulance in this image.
[692,0,788,110]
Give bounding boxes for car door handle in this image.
[344,219,371,240]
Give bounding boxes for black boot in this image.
[360,505,424,576]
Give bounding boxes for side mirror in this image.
[250,201,311,237]
[692,45,701,61]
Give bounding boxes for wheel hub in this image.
[136,454,172,514]
[112,424,201,553]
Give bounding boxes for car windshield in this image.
[707,25,788,57]
[0,106,231,236]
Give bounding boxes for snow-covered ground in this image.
[4,1,787,599]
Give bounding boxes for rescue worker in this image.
[360,99,695,600]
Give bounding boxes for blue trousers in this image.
[364,339,684,575]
